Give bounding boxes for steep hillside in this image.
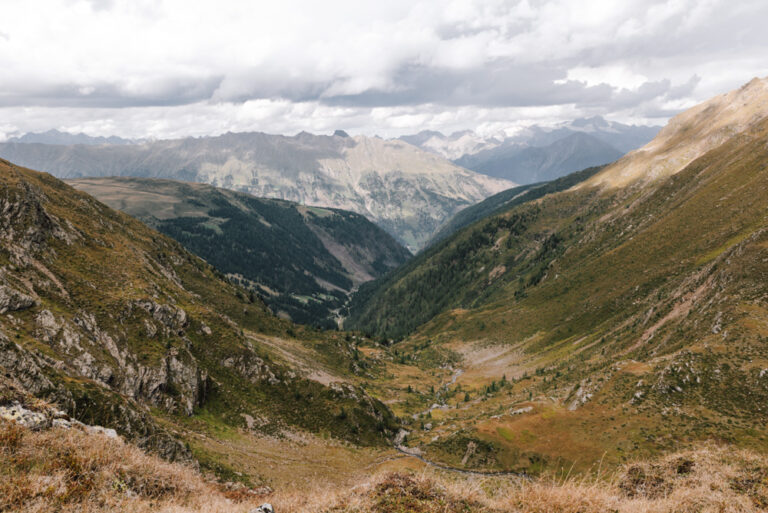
[587,77,768,188]
[68,177,410,328]
[345,77,768,472]
[0,132,512,251]
[428,165,604,245]
[0,159,398,475]
[454,132,623,184]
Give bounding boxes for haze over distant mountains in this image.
[400,116,661,184]
[0,131,511,252]
[0,116,659,251]
[7,129,134,146]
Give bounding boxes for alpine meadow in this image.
[2,2,768,512]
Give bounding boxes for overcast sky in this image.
[1,0,767,140]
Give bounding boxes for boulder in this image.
[0,403,48,430]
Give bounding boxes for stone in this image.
[510,406,533,415]
[85,424,119,439]
[0,285,35,314]
[35,310,61,341]
[52,418,72,429]
[0,403,48,430]
[250,504,274,513]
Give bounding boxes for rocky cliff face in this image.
[0,159,398,461]
[0,132,513,251]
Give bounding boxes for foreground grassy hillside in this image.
[3,413,767,512]
[0,160,398,480]
[344,78,768,472]
[69,177,411,328]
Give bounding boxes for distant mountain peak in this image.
[570,116,611,129]
[9,129,132,146]
[333,129,350,138]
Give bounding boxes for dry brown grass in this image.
[310,445,768,513]
[0,419,266,512]
[2,416,767,513]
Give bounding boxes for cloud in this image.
[0,0,767,138]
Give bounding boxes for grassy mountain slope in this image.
[0,159,398,472]
[347,165,604,338]
[69,177,411,328]
[344,78,768,472]
[428,165,605,245]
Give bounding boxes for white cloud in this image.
[561,67,649,91]
[0,0,766,138]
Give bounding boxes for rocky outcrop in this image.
[222,353,280,386]
[133,300,189,336]
[123,347,209,416]
[31,301,207,416]
[0,330,57,396]
[0,403,49,430]
[0,285,35,313]
[0,178,80,253]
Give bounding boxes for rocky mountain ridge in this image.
[0,132,513,252]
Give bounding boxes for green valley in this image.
[69,177,411,328]
[345,77,768,474]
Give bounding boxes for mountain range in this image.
[4,76,768,513]
[7,129,134,146]
[0,132,512,252]
[69,177,410,328]
[401,117,660,184]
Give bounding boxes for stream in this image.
[395,367,529,479]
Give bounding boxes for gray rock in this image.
[0,330,57,396]
[85,424,119,439]
[510,406,533,415]
[35,310,60,341]
[0,403,48,430]
[52,418,72,429]
[0,285,35,314]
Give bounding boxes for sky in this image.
[0,0,767,140]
